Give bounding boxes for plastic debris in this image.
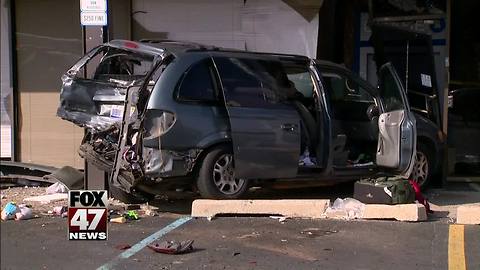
[325,198,365,220]
[15,205,33,220]
[147,240,194,254]
[1,202,18,220]
[46,182,69,194]
[269,216,288,223]
[110,216,127,223]
[123,210,139,220]
[53,206,68,217]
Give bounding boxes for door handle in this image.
[281,123,297,132]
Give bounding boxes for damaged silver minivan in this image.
[58,40,416,201]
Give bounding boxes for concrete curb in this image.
[191,199,427,222]
[191,199,330,219]
[362,203,427,222]
[456,204,480,225]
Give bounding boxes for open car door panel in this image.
[376,63,416,176]
[213,56,301,179]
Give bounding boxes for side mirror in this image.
[367,103,380,121]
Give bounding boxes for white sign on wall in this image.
[81,12,107,26]
[81,0,107,12]
[80,0,107,26]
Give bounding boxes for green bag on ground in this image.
[354,176,415,204]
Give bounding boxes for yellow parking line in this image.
[449,225,466,270]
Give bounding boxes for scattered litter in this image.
[24,193,68,204]
[110,216,127,223]
[233,252,241,256]
[324,198,365,220]
[147,240,194,254]
[1,202,18,220]
[123,210,139,220]
[140,204,159,217]
[115,244,131,250]
[300,228,338,238]
[207,216,214,221]
[0,194,4,199]
[237,232,260,239]
[281,239,288,242]
[46,182,68,194]
[269,216,288,223]
[15,205,33,220]
[52,206,68,217]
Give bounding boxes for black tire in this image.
[109,185,154,204]
[196,145,249,199]
[410,142,435,189]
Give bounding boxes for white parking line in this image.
[97,216,192,270]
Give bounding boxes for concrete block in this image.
[191,199,330,219]
[362,203,427,222]
[456,204,480,225]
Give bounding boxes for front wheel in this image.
[410,143,434,189]
[196,145,249,199]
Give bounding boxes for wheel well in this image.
[417,136,437,172]
[191,140,233,177]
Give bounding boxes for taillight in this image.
[144,111,176,140]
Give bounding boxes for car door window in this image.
[213,57,290,108]
[378,67,406,112]
[322,72,374,103]
[177,60,217,102]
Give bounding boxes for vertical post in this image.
[82,0,109,190]
[442,0,452,186]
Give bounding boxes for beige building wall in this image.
[18,92,84,168]
[15,0,84,168]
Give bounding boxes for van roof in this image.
[108,39,309,61]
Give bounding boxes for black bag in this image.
[354,176,415,205]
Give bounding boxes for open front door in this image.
[376,63,416,176]
[213,56,301,179]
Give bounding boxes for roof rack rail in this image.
[138,39,212,49]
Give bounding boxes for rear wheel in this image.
[196,145,249,199]
[410,142,434,189]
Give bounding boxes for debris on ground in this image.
[46,182,68,194]
[42,166,84,190]
[1,202,18,220]
[110,216,127,223]
[237,232,260,239]
[115,244,132,250]
[15,204,33,220]
[233,252,241,256]
[300,228,338,238]
[269,216,289,223]
[24,193,68,204]
[147,240,194,255]
[324,198,365,220]
[139,204,159,217]
[48,206,68,217]
[123,210,139,220]
[1,202,35,221]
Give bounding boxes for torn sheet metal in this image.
[57,42,160,131]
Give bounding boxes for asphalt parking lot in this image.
[1,182,479,270]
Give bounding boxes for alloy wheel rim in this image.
[212,154,245,195]
[411,151,429,187]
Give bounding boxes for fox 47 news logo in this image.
[68,190,108,240]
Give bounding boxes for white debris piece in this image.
[46,182,69,194]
